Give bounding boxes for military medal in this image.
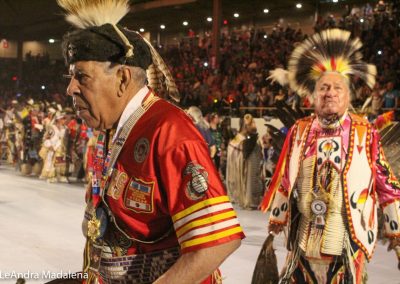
[84,206,108,242]
[84,130,112,242]
[87,216,101,242]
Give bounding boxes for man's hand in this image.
[387,238,400,270]
[268,223,284,235]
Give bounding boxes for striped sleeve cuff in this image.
[172,196,244,252]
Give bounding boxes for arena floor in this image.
[0,165,398,284]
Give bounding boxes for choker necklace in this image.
[317,112,347,130]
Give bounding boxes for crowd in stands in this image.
[0,56,68,115]
[0,1,399,118]
[161,1,400,116]
[0,1,399,204]
[315,1,400,113]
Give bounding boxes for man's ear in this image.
[117,67,131,96]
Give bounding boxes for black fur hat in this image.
[58,0,179,101]
[62,24,152,70]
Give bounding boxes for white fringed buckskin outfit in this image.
[260,29,400,283]
[267,113,400,283]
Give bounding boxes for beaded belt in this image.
[99,247,180,284]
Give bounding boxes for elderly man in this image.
[57,1,243,283]
[261,29,400,283]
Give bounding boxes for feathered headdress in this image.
[267,68,289,87]
[57,0,179,101]
[287,28,376,97]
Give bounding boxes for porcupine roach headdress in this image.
[269,29,377,97]
[57,0,179,102]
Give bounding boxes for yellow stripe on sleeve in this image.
[176,210,237,238]
[180,226,243,249]
[172,196,230,222]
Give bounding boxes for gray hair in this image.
[130,66,147,87]
[186,106,209,130]
[101,62,147,87]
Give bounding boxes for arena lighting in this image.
[160,24,165,29]
[377,50,383,55]
[139,28,145,32]
[183,21,188,26]
[296,3,302,9]
[207,17,212,22]
[332,0,338,2]
[48,39,55,43]
[204,62,209,67]
[263,9,269,14]
[41,85,46,90]
[233,13,239,18]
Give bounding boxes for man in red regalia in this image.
[57,0,244,283]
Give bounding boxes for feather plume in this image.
[57,0,130,28]
[141,36,180,102]
[361,96,372,113]
[267,68,289,86]
[374,111,395,131]
[288,29,376,97]
[146,64,164,94]
[58,0,179,101]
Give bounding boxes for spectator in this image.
[209,112,223,172]
[383,81,399,109]
[285,89,300,109]
[370,81,385,115]
[186,106,216,158]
